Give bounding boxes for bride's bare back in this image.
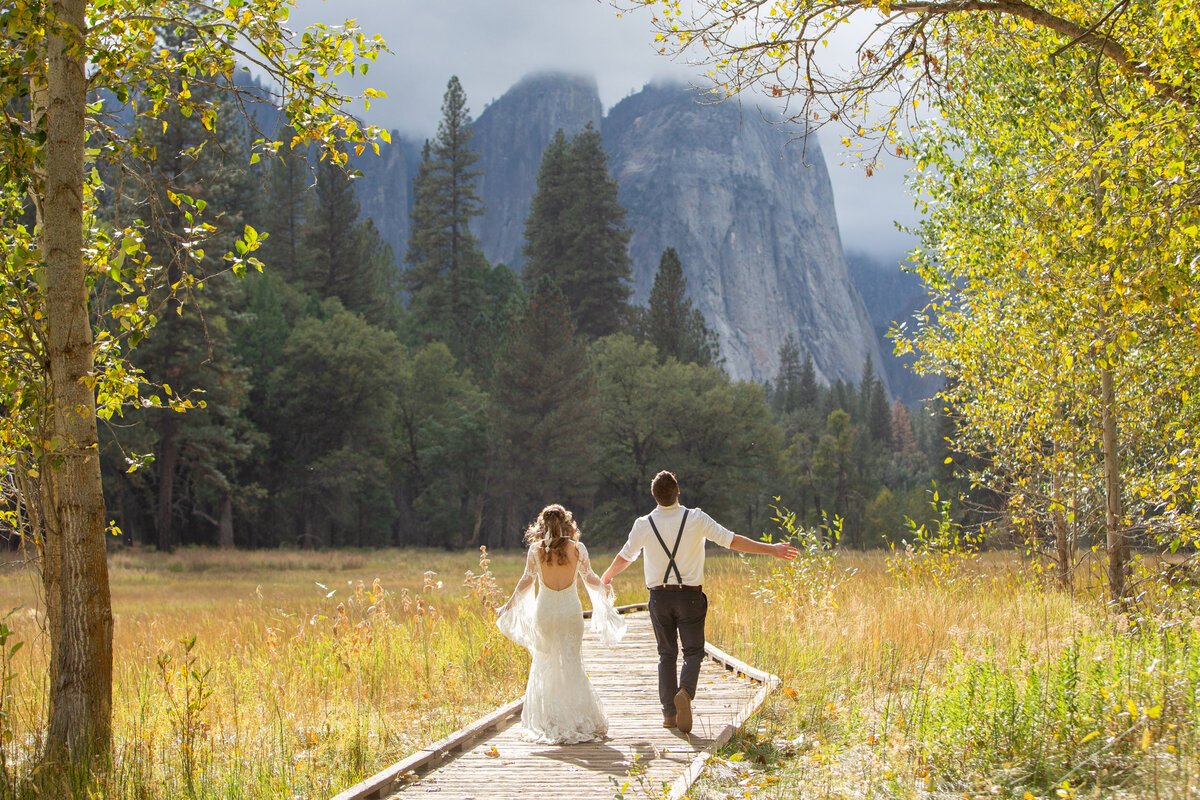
[538,542,580,591]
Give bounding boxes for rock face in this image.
[473,73,603,269]
[847,251,943,403]
[600,82,883,386]
[352,135,420,262]
[356,73,885,388]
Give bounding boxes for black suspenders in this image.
[647,510,689,586]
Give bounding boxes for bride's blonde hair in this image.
[524,504,580,565]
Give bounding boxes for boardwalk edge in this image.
[666,644,781,800]
[329,698,523,800]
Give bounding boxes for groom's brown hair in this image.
[651,471,679,506]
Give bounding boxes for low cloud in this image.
[289,0,919,263]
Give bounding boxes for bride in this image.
[495,504,627,744]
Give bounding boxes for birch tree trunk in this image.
[1050,461,1071,591]
[1100,361,1127,604]
[42,0,114,759]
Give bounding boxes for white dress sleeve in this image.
[496,547,539,650]
[578,541,627,647]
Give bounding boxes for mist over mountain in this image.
[846,251,943,404]
[473,74,605,270]
[356,72,925,395]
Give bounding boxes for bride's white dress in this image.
[496,542,626,744]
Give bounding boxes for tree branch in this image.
[887,0,1196,106]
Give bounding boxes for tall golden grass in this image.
[0,546,533,798]
[696,546,1200,799]
[0,540,1195,799]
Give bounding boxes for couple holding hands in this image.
[496,471,798,742]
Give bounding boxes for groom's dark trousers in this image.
[648,586,708,715]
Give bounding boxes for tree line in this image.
[93,74,953,552]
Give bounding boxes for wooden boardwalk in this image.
[333,608,777,800]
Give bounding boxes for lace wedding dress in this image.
[496,542,627,744]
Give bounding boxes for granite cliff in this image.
[473,74,604,270]
[600,82,882,387]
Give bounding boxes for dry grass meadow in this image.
[0,534,1197,799]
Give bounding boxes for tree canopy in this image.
[626,0,1199,161]
[897,12,1200,598]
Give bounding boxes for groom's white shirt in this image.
[617,503,735,587]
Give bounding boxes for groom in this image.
[600,471,798,733]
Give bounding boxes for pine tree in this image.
[523,123,632,339]
[858,356,891,443]
[827,379,857,419]
[648,247,720,366]
[858,356,877,423]
[405,140,441,278]
[404,76,491,370]
[302,156,397,325]
[121,39,259,550]
[798,352,819,407]
[868,380,892,444]
[491,279,599,544]
[522,130,572,286]
[256,133,313,285]
[774,335,803,414]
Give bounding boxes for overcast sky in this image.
[288,0,919,263]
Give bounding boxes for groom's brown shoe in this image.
[662,715,677,728]
[674,688,693,734]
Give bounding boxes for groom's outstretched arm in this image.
[730,535,799,560]
[600,555,632,585]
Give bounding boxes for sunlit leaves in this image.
[620,0,1199,169]
[898,11,1200,560]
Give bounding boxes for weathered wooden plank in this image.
[331,610,776,800]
